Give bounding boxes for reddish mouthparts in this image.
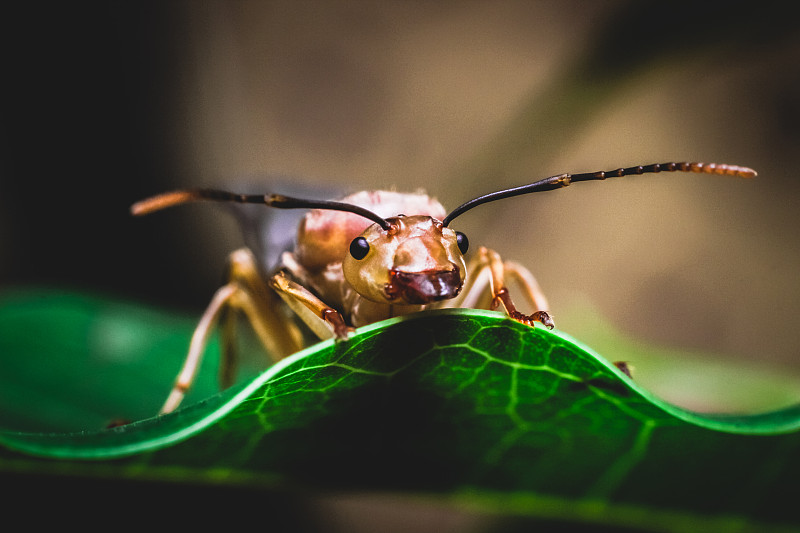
[385,266,462,304]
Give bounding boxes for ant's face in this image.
[342,215,468,305]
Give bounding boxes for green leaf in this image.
[1,289,799,530]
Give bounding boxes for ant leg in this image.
[219,305,238,390]
[440,248,553,328]
[161,283,235,414]
[270,271,354,340]
[502,260,550,318]
[218,249,304,384]
[160,249,304,414]
[483,247,554,329]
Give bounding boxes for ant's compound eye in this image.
[455,231,469,254]
[349,236,370,260]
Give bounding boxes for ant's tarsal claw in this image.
[333,326,356,342]
[508,310,554,330]
[532,310,555,330]
[322,308,353,341]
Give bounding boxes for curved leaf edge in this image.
[1,308,799,461]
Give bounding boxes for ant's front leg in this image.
[270,270,355,340]
[452,246,554,329]
[491,287,554,329]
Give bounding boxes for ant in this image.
[133,161,755,413]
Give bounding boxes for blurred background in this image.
[2,1,799,408]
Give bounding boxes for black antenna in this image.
[442,162,756,227]
[131,189,393,231]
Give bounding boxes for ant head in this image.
[343,215,467,305]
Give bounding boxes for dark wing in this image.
[225,178,343,278]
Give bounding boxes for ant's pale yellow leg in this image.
[446,247,554,329]
[219,304,238,390]
[270,271,354,340]
[502,260,550,315]
[160,249,304,415]
[482,246,554,329]
[161,283,235,414]
[218,249,304,385]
